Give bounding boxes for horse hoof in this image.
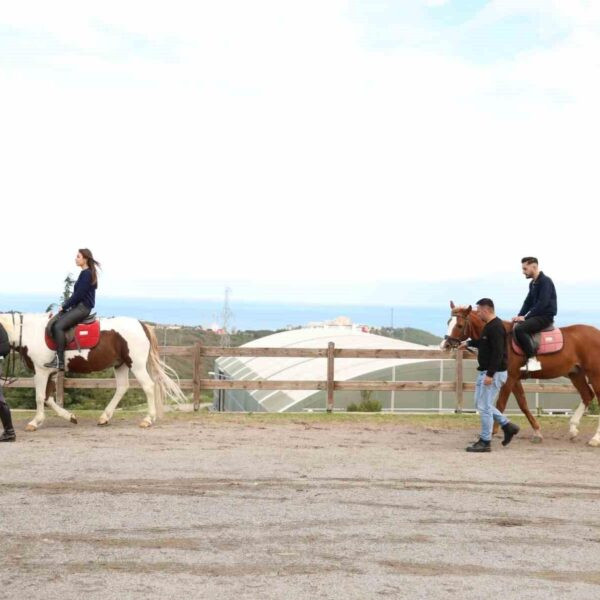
[70,415,78,425]
[569,431,579,441]
[97,420,109,427]
[531,435,543,444]
[24,424,37,432]
[587,438,600,447]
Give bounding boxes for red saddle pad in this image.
[45,321,101,351]
[511,327,563,356]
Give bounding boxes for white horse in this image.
[0,312,187,430]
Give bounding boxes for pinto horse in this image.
[0,312,187,431]
[441,302,600,446]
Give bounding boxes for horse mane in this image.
[465,310,515,335]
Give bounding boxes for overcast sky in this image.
[1,1,598,305]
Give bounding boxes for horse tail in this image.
[141,322,188,418]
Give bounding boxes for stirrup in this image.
[44,355,65,371]
[44,356,59,369]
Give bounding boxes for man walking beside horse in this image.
[460,298,520,452]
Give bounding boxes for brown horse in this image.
[441,301,600,446]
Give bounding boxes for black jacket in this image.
[62,269,96,311]
[467,317,507,377]
[518,272,557,319]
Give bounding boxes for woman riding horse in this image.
[45,248,100,371]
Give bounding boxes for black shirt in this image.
[467,316,507,377]
[518,272,557,319]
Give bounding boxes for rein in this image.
[1,312,24,385]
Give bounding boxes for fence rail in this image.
[3,344,577,412]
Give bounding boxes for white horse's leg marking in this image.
[26,371,50,431]
[588,414,600,447]
[98,364,130,425]
[569,401,586,440]
[131,363,156,428]
[45,396,77,424]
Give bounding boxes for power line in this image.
[220,286,233,347]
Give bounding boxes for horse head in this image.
[440,300,474,350]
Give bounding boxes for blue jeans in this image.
[475,371,509,441]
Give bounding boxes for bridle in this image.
[444,311,472,349]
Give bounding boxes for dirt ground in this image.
[1,411,600,600]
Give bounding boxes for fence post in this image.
[56,372,65,408]
[455,349,464,413]
[193,343,202,411]
[326,342,335,413]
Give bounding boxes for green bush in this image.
[347,398,382,412]
[589,397,600,415]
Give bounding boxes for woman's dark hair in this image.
[79,248,101,287]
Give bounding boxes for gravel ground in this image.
[1,411,600,600]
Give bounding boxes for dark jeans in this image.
[514,315,554,358]
[0,385,13,432]
[52,303,91,354]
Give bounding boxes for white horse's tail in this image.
[141,323,188,418]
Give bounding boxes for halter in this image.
[444,311,471,348]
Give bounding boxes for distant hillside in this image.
[374,327,442,346]
[149,324,442,348]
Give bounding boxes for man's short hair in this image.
[476,298,494,310]
[521,256,538,265]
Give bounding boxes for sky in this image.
[1,1,599,307]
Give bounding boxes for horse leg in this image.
[98,364,130,426]
[131,364,157,428]
[580,373,600,447]
[492,377,513,436]
[511,379,542,443]
[567,370,594,440]
[43,375,78,425]
[25,372,50,431]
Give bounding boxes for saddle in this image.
[511,323,563,356]
[45,313,101,351]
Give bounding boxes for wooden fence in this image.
[4,344,577,412]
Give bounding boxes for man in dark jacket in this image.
[460,298,519,452]
[512,257,557,372]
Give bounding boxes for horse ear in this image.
[466,305,472,314]
[450,301,455,309]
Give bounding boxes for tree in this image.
[62,273,76,305]
[45,273,76,312]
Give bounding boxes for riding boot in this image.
[0,396,15,442]
[43,352,65,371]
[520,356,542,372]
[0,429,16,442]
[44,354,60,369]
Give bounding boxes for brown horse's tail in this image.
[141,323,188,418]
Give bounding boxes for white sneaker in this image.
[520,357,542,372]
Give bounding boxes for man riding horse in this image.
[512,257,557,373]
